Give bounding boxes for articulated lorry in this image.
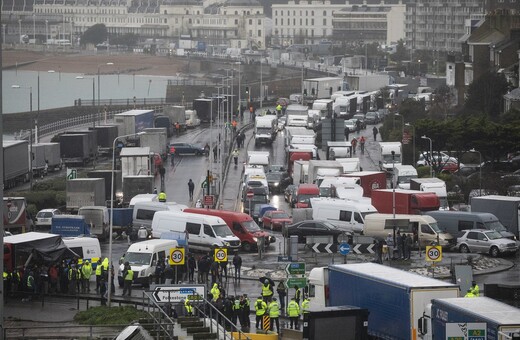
[91,125,119,156]
[470,195,520,238]
[309,263,460,340]
[254,115,277,145]
[372,189,440,214]
[114,109,155,136]
[32,142,61,176]
[66,178,106,211]
[410,178,448,210]
[3,197,28,233]
[3,140,30,189]
[421,297,520,340]
[60,133,90,166]
[343,171,387,197]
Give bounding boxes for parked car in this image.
[364,111,379,124]
[456,229,518,257]
[352,114,366,129]
[283,220,344,244]
[345,119,357,132]
[35,209,61,229]
[416,152,458,167]
[439,161,461,173]
[170,143,205,155]
[262,210,292,231]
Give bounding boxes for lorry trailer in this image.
[3,140,30,189]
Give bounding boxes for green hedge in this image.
[74,306,148,325]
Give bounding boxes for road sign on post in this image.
[246,190,254,199]
[204,195,214,207]
[426,245,442,262]
[286,277,307,288]
[339,242,350,255]
[169,247,185,265]
[66,168,77,180]
[152,285,206,304]
[285,262,306,276]
[214,248,228,262]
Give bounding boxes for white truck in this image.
[410,178,448,210]
[393,164,418,189]
[120,147,153,178]
[163,105,187,130]
[378,141,402,172]
[185,110,200,128]
[303,77,344,100]
[307,160,344,185]
[285,126,316,148]
[293,160,309,185]
[141,128,168,159]
[254,115,277,146]
[312,99,334,119]
[285,104,309,127]
[335,158,360,173]
[247,151,270,171]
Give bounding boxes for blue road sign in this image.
[339,242,350,255]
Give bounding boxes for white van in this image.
[129,194,158,208]
[310,197,377,234]
[393,165,418,189]
[151,211,241,252]
[363,213,454,248]
[62,236,102,267]
[133,201,188,233]
[117,239,178,287]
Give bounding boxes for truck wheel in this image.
[459,244,470,253]
[242,242,253,252]
[490,246,500,258]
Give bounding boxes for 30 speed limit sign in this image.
[169,247,185,265]
[214,248,228,262]
[426,245,442,262]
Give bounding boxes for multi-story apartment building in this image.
[271,0,345,46]
[405,0,485,53]
[5,0,266,49]
[332,1,405,45]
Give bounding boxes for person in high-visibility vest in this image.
[158,191,167,202]
[465,289,476,298]
[122,262,134,297]
[287,297,300,330]
[268,297,280,332]
[276,104,282,116]
[81,260,93,293]
[254,296,267,329]
[210,282,220,301]
[184,297,193,316]
[470,281,480,297]
[301,296,310,315]
[261,279,273,302]
[68,264,78,295]
[95,259,103,292]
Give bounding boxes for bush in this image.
[74,306,148,325]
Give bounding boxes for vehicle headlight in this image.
[224,241,230,246]
[498,243,507,248]
[253,237,258,243]
[140,269,146,276]
[274,182,279,186]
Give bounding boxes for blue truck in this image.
[422,297,520,340]
[308,263,460,340]
[114,109,154,136]
[51,215,90,237]
[109,207,133,235]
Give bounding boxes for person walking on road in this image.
[385,233,394,260]
[169,145,176,166]
[188,179,195,201]
[359,136,366,154]
[373,126,379,141]
[122,262,134,297]
[232,253,242,281]
[351,137,358,155]
[344,126,350,142]
[213,145,218,162]
[232,149,239,166]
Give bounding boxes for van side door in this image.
[339,210,353,230]
[203,224,218,247]
[186,222,202,250]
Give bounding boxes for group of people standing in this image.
[372,231,414,263]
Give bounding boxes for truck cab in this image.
[378,142,402,173]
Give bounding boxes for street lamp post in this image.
[421,135,433,178]
[108,132,144,306]
[33,14,36,45]
[405,123,415,166]
[18,19,22,44]
[76,76,96,127]
[470,148,482,196]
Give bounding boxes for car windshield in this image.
[125,252,151,266]
[484,231,503,240]
[485,220,507,232]
[241,220,261,232]
[429,222,442,233]
[272,212,290,219]
[213,224,234,237]
[37,211,54,218]
[257,128,272,134]
[267,173,282,181]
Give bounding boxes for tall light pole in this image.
[45,20,48,47]
[18,19,22,44]
[76,76,96,127]
[236,62,241,118]
[32,14,36,44]
[98,62,114,107]
[260,58,263,109]
[470,148,482,196]
[108,132,144,306]
[421,135,433,178]
[405,123,415,166]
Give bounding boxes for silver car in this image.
[456,229,518,257]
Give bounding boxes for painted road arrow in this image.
[352,243,375,254]
[311,243,338,253]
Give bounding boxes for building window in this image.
[258,19,261,25]
[249,19,252,24]
[258,29,261,37]
[323,18,326,25]
[275,18,277,25]
[323,10,326,16]
[235,19,239,24]
[311,18,314,25]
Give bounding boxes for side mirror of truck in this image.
[418,316,427,335]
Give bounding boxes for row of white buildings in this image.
[3,0,517,53]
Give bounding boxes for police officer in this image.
[211,282,220,301]
[254,296,267,329]
[95,259,103,292]
[81,260,93,293]
[240,294,251,328]
[268,297,280,332]
[158,191,167,202]
[287,297,300,330]
[294,285,301,305]
[122,262,134,296]
[232,296,241,325]
[184,297,193,316]
[470,281,480,297]
[261,279,273,302]
[301,296,310,315]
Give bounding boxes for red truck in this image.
[293,184,320,208]
[3,197,28,233]
[371,189,440,214]
[287,149,313,176]
[342,171,387,197]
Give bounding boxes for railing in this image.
[5,324,131,339]
[73,97,182,107]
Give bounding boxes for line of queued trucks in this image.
[275,84,520,257]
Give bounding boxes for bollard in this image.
[262,314,270,331]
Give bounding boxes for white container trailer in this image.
[303,77,344,100]
[120,147,152,178]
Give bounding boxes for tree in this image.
[80,24,108,46]
[464,71,509,119]
[109,33,139,47]
[429,85,455,120]
[391,39,407,63]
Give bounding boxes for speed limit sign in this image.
[214,248,228,262]
[169,247,185,265]
[426,245,442,262]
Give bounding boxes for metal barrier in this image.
[4,323,133,339]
